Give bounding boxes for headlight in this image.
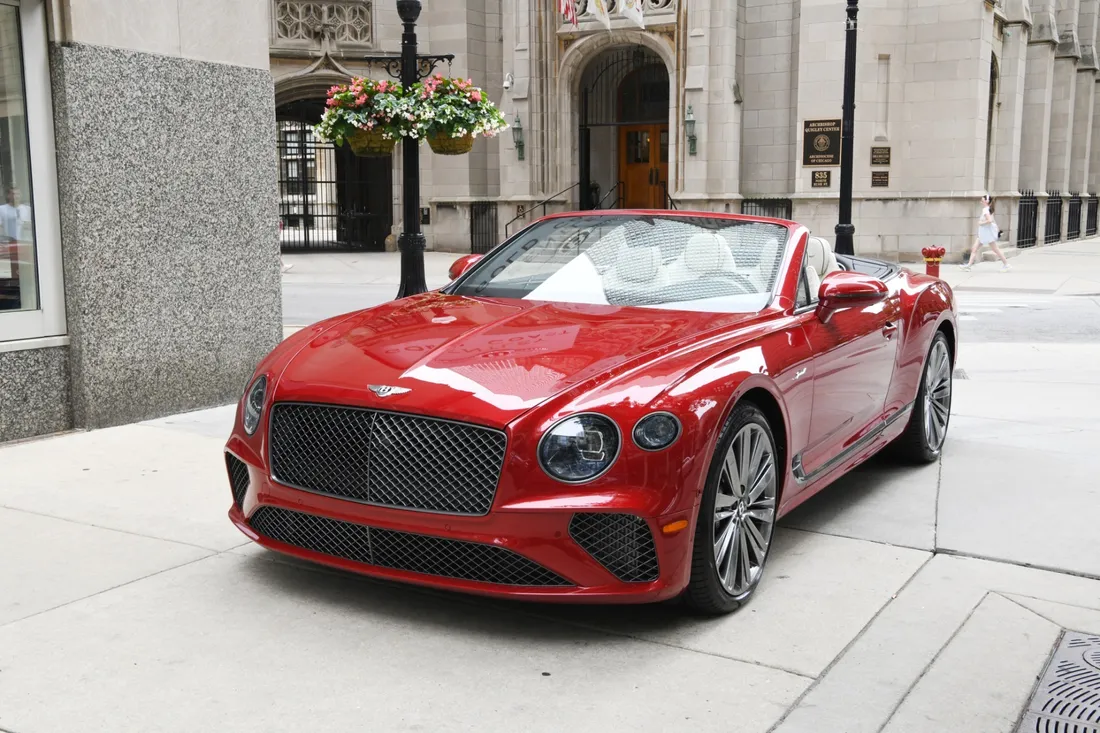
[538,414,620,483]
[242,375,267,435]
[633,413,681,451]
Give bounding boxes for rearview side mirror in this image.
[449,254,484,281]
[816,271,888,322]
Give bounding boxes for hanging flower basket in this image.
[427,131,476,156]
[313,78,418,158]
[348,127,397,158]
[413,75,507,156]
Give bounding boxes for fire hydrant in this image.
[921,246,946,278]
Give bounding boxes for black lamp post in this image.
[834,0,859,257]
[358,1,454,298]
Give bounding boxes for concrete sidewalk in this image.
[2,344,1099,731]
[935,238,1100,295]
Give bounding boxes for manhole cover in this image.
[1017,633,1100,733]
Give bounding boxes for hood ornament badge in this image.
[368,385,411,398]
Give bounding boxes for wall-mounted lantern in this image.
[685,105,697,156]
[513,114,525,161]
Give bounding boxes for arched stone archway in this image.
[555,31,678,207]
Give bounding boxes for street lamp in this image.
[355,1,454,298]
[834,0,859,257]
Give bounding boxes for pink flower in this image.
[378,80,389,92]
[326,98,339,107]
[470,90,482,102]
[355,95,368,105]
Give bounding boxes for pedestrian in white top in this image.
[961,194,1011,272]
[0,186,31,242]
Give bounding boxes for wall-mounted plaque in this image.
[872,171,890,188]
[871,146,891,166]
[802,119,841,167]
[812,170,832,188]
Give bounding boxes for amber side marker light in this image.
[661,520,689,536]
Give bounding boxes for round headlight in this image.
[242,376,267,435]
[632,413,681,451]
[538,414,621,483]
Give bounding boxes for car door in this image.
[796,266,902,481]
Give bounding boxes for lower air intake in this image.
[248,506,571,587]
[569,513,660,583]
[226,454,250,510]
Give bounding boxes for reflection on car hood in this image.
[274,292,760,427]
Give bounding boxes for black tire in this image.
[891,331,953,464]
[684,401,779,615]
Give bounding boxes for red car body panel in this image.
[225,211,957,603]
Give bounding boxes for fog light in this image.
[633,413,681,451]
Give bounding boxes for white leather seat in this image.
[604,244,669,291]
[805,236,841,280]
[667,232,737,282]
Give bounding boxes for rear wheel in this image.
[684,402,779,615]
[892,331,952,463]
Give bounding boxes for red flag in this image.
[560,0,578,26]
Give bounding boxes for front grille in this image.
[226,454,250,509]
[269,403,507,516]
[249,506,571,587]
[569,513,660,583]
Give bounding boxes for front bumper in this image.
[226,448,696,604]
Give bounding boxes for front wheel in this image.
[892,331,953,463]
[684,402,779,615]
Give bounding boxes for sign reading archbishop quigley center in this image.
[802,119,841,167]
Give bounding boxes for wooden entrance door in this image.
[619,124,669,209]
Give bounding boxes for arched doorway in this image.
[275,99,393,252]
[578,45,670,210]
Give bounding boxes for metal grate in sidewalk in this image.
[1016,632,1100,733]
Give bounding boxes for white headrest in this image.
[617,246,660,283]
[805,236,838,278]
[685,232,735,275]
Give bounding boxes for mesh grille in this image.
[226,454,250,510]
[569,513,660,583]
[249,506,571,587]
[269,403,507,516]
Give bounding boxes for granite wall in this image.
[0,346,72,442]
[50,42,282,429]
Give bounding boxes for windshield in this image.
[449,215,791,313]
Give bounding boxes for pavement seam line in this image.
[0,552,216,630]
[764,553,936,733]
[873,590,992,733]
[0,503,226,554]
[933,453,943,550]
[936,547,1100,582]
[999,591,1100,615]
[996,592,1073,631]
[778,525,934,554]
[242,545,818,679]
[994,602,1066,733]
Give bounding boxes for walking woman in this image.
[961,194,1011,272]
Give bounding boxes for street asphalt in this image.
[3,240,1100,732]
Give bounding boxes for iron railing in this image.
[742,198,793,220]
[471,201,499,254]
[1067,194,1082,240]
[1017,190,1039,248]
[504,182,581,238]
[1088,196,1099,236]
[597,181,624,209]
[1045,191,1063,244]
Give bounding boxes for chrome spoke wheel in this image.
[923,339,952,452]
[713,423,777,597]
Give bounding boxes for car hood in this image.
[274,292,760,427]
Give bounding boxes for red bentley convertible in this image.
[226,211,956,614]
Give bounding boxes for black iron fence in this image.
[1045,191,1063,245]
[1067,194,1083,240]
[742,198,793,220]
[1017,191,1039,248]
[1088,195,1098,237]
[277,119,393,252]
[471,201,499,254]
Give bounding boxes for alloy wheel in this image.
[712,423,777,597]
[923,338,952,452]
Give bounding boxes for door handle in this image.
[882,321,898,339]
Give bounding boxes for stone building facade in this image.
[0,0,280,443]
[272,0,1100,260]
